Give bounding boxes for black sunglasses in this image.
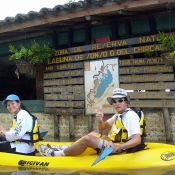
[112,99,126,104]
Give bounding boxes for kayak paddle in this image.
[40,130,48,138]
[92,146,114,166]
[0,130,48,144]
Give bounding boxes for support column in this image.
[36,64,44,99]
[85,23,91,45]
[88,115,93,132]
[162,108,172,141]
[69,115,75,138]
[54,115,59,138]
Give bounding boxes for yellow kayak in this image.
[0,142,175,171]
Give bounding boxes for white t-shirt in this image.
[107,108,141,139]
[5,110,35,154]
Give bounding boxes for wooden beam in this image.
[118,10,136,15]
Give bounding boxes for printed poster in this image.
[84,58,119,114]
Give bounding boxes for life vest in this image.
[12,113,42,146]
[108,110,146,143]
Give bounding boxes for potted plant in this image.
[158,31,175,66]
[9,40,55,74]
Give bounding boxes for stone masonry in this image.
[0,108,175,142]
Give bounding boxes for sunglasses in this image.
[112,99,126,104]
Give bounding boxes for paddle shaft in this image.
[0,131,48,144]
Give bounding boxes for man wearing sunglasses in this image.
[39,88,146,156]
[102,88,146,153]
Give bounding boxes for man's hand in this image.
[96,107,104,122]
[104,141,122,153]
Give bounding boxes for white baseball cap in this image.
[107,88,130,105]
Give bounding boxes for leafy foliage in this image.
[144,51,155,58]
[158,31,175,58]
[9,40,55,65]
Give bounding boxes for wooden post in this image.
[162,108,172,141]
[69,115,75,138]
[88,115,93,132]
[36,64,44,99]
[54,115,59,138]
[68,27,73,48]
[85,23,91,45]
[111,20,117,40]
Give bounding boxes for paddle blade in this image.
[102,146,114,157]
[92,146,114,166]
[92,156,102,166]
[40,131,48,138]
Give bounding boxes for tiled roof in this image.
[0,0,174,42]
[0,0,105,25]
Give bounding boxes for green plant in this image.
[9,40,55,66]
[158,31,175,58]
[144,51,155,58]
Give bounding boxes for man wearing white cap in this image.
[39,88,146,156]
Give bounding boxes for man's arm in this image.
[98,120,111,130]
[96,107,111,130]
[110,134,141,152]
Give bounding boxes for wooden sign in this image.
[120,74,174,82]
[55,34,159,56]
[130,100,175,108]
[44,85,84,93]
[43,32,175,113]
[45,108,84,115]
[120,65,173,74]
[44,70,83,79]
[44,94,85,100]
[47,44,162,65]
[44,62,83,72]
[44,77,84,86]
[128,92,175,99]
[121,82,175,90]
[119,57,163,66]
[45,101,84,108]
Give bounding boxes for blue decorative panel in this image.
[131,19,150,35]
[91,24,112,39]
[73,29,85,43]
[155,15,175,31]
[58,32,68,45]
[117,23,126,37]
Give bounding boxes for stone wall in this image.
[0,113,55,139]
[170,109,175,141]
[143,109,166,142]
[56,108,175,142]
[1,108,175,142]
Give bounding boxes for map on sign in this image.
[84,58,119,114]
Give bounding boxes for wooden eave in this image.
[0,0,175,42]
